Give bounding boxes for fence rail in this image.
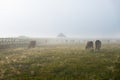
[0,38,120,49]
[0,38,31,49]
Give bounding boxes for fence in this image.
[0,38,120,49]
[0,38,31,49]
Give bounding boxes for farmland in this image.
[0,44,120,80]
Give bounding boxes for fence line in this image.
[0,38,31,49]
[0,38,120,49]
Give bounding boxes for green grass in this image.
[0,44,120,80]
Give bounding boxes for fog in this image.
[0,0,120,38]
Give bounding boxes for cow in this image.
[28,41,36,48]
[85,41,94,50]
[95,40,101,51]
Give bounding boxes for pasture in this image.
[0,44,120,80]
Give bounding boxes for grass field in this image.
[0,44,120,80]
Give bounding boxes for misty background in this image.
[0,0,120,38]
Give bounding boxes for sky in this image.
[0,0,120,38]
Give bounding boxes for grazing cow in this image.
[85,41,94,50]
[28,41,36,48]
[95,40,101,51]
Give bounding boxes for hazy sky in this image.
[0,0,120,38]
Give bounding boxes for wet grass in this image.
[0,44,120,80]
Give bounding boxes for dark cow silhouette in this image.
[28,41,36,48]
[85,41,94,50]
[95,40,101,51]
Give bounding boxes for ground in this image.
[0,44,120,80]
